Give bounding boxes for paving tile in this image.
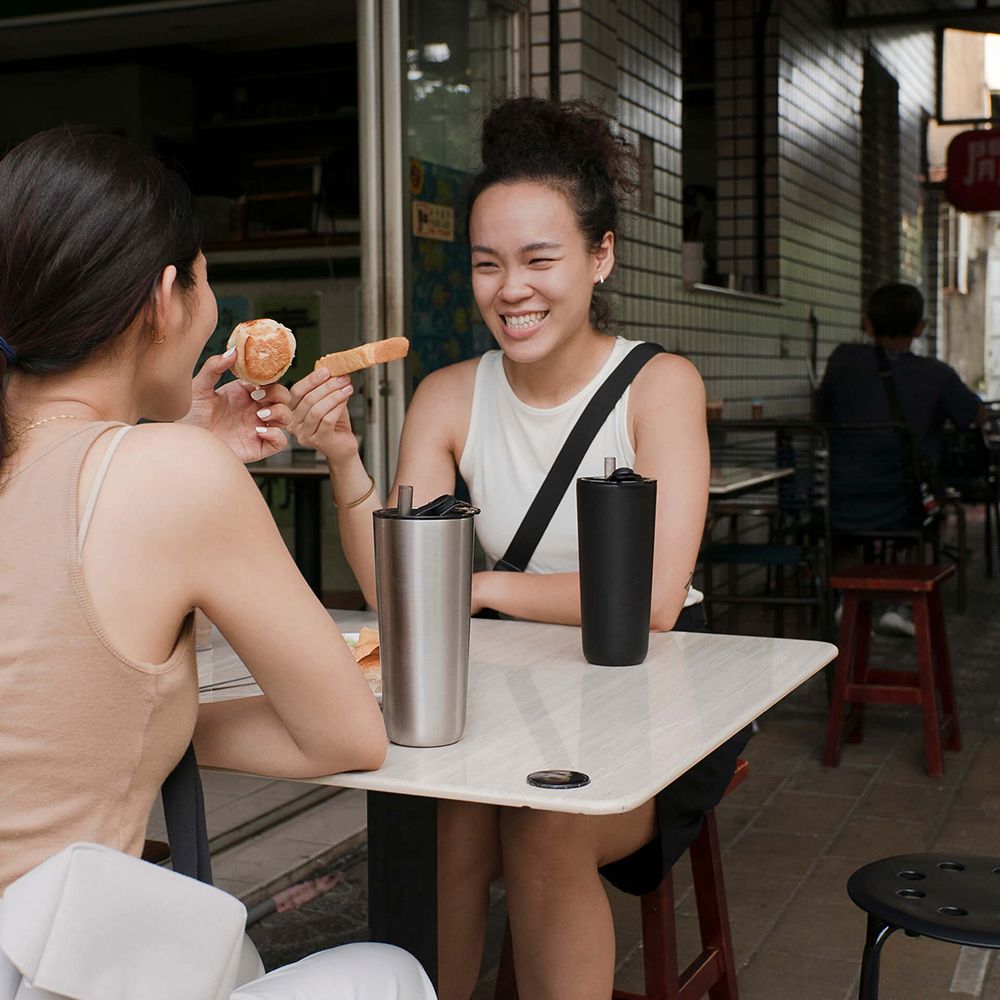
[785,758,876,798]
[827,816,934,862]
[932,807,1000,855]
[875,932,968,999]
[214,834,334,887]
[715,803,757,848]
[270,790,366,844]
[763,886,867,962]
[725,828,827,878]
[855,780,951,823]
[724,767,786,808]
[737,948,858,1000]
[753,790,854,836]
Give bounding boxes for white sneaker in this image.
[878,606,916,638]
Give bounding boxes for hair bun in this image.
[479,97,636,199]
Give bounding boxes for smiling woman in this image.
[285,96,749,1000]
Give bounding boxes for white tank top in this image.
[459,337,703,607]
[460,338,637,575]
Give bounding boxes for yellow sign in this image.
[412,200,454,242]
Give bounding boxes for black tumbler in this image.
[577,464,657,666]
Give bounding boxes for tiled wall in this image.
[531,0,936,417]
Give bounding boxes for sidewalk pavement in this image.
[161,513,1000,999]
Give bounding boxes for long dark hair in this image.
[0,124,202,468]
[467,97,638,329]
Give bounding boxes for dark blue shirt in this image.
[820,343,981,531]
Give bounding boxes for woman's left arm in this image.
[472,353,709,631]
[629,354,709,630]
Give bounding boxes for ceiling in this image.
[0,0,357,63]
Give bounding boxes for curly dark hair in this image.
[467,97,638,330]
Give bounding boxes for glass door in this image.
[359,0,525,490]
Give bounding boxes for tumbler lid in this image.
[577,466,654,486]
[374,489,479,520]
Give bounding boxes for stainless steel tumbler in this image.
[577,460,657,666]
[373,491,480,747]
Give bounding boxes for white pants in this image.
[232,943,435,999]
[0,899,434,1000]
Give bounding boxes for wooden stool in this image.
[494,759,749,1000]
[823,563,960,777]
[847,853,1000,999]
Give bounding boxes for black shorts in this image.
[597,603,753,896]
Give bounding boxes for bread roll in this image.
[227,319,296,387]
[313,337,409,377]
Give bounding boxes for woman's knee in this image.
[232,943,435,998]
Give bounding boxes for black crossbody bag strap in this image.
[873,346,937,525]
[160,742,214,884]
[494,341,665,573]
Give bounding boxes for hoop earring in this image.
[152,333,166,344]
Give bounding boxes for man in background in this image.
[820,282,986,635]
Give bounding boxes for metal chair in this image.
[699,420,833,640]
[848,853,1000,999]
[825,421,968,612]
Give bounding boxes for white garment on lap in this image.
[231,943,436,999]
[0,901,434,1000]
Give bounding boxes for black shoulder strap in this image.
[494,342,666,573]
[874,346,908,427]
[160,742,213,884]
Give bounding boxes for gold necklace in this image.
[21,414,90,434]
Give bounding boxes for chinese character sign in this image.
[947,130,1000,212]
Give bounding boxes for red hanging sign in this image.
[947,130,1000,212]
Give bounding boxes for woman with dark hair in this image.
[288,97,749,1000]
[0,125,434,998]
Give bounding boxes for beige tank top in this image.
[0,423,197,892]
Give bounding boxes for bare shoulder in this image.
[631,351,705,410]
[104,423,256,529]
[409,357,480,412]
[403,357,481,447]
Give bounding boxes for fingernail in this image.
[250,388,266,400]
[334,375,351,387]
[255,426,269,435]
[222,348,236,358]
[316,367,331,379]
[256,408,272,419]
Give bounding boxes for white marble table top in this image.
[709,465,795,496]
[200,612,835,815]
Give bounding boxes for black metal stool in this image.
[848,853,1000,999]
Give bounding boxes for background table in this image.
[250,461,329,598]
[201,612,837,982]
[709,465,794,497]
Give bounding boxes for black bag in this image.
[477,342,665,617]
[873,346,941,528]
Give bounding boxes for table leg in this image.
[293,478,323,599]
[366,791,438,986]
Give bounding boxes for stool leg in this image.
[688,811,738,1000]
[912,596,944,777]
[857,915,898,1000]
[639,871,679,1000]
[825,594,860,767]
[928,589,961,752]
[846,601,872,745]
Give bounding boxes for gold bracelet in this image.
[334,472,376,510]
